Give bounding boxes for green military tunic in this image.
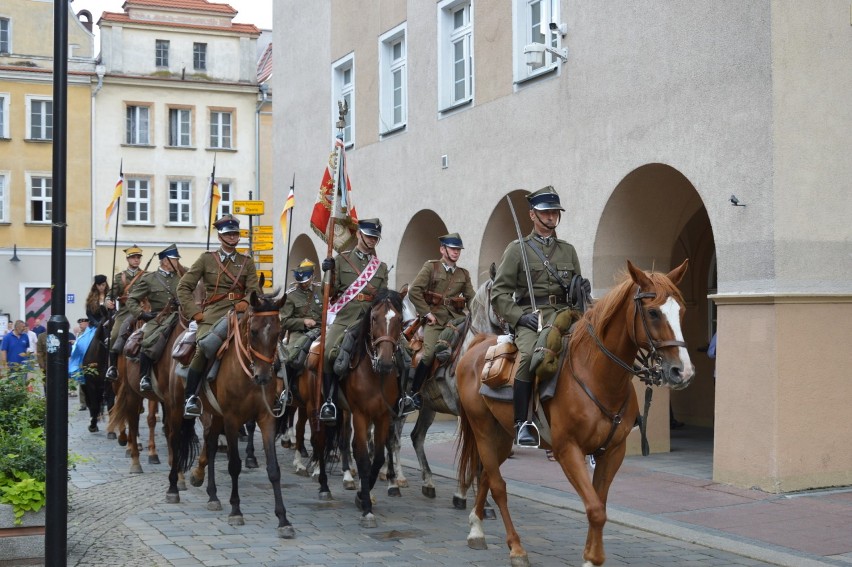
[177,249,260,341]
[491,231,581,383]
[126,269,181,358]
[280,282,322,362]
[409,259,476,365]
[324,248,389,368]
[109,267,146,349]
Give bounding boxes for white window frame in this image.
[126,104,150,145]
[168,179,192,225]
[26,96,53,141]
[124,177,151,224]
[155,39,169,68]
[209,110,232,149]
[168,107,192,147]
[0,171,9,223]
[193,42,207,71]
[0,93,9,138]
[217,180,232,217]
[27,173,52,223]
[513,0,561,83]
[438,0,473,112]
[379,24,407,135]
[331,53,355,147]
[0,17,10,55]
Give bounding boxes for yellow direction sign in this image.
[253,233,274,244]
[236,247,249,255]
[254,254,273,264]
[233,200,265,215]
[239,228,250,238]
[261,278,273,288]
[253,225,273,235]
[253,242,274,251]
[257,270,273,279]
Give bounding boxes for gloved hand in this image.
[516,312,539,332]
[188,321,198,333]
[140,312,156,321]
[581,278,592,296]
[321,257,335,272]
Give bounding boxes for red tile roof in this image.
[99,12,260,36]
[122,0,238,16]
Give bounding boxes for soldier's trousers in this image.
[419,324,443,366]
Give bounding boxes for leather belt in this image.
[355,293,375,302]
[516,294,566,307]
[207,292,245,304]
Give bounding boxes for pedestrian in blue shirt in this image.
[1,320,31,377]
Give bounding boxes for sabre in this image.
[505,195,541,332]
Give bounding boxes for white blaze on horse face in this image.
[660,297,695,382]
[385,309,396,336]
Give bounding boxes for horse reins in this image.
[229,307,279,379]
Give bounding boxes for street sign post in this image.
[254,254,274,264]
[254,242,274,251]
[234,200,265,215]
[254,233,274,243]
[252,225,273,234]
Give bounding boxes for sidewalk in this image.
[397,419,852,567]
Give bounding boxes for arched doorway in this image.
[284,233,320,288]
[478,190,532,286]
[594,163,716,455]
[396,210,448,288]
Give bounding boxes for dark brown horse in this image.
[79,310,115,433]
[456,260,693,567]
[169,290,292,537]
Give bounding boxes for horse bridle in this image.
[366,299,401,374]
[231,307,279,379]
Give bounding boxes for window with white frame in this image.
[155,39,169,67]
[209,110,232,149]
[125,177,150,224]
[379,24,407,134]
[0,18,10,54]
[331,54,355,146]
[168,180,191,224]
[217,181,232,216]
[27,97,53,140]
[193,43,207,71]
[438,0,473,111]
[168,107,192,147]
[126,104,150,145]
[513,0,561,82]
[0,173,8,223]
[0,94,8,138]
[28,175,52,222]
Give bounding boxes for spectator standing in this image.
[31,316,46,336]
[1,320,31,378]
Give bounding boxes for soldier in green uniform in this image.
[318,218,389,423]
[491,186,589,447]
[126,245,183,392]
[105,245,146,380]
[404,233,476,413]
[276,259,322,411]
[177,215,260,418]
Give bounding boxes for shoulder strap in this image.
[211,252,247,292]
[525,240,571,294]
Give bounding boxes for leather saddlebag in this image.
[480,340,519,389]
[171,328,197,366]
[124,327,144,358]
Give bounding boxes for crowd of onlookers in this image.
[0,316,89,375]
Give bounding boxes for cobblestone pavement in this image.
[59,402,795,567]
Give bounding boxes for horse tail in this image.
[109,379,133,437]
[176,417,199,473]
[456,404,481,495]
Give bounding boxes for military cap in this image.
[158,244,181,260]
[439,233,464,249]
[123,244,144,257]
[214,214,241,234]
[358,218,382,238]
[293,259,315,283]
[94,274,108,285]
[527,186,565,211]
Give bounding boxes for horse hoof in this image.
[208,501,223,512]
[278,525,295,539]
[422,486,436,499]
[118,437,128,447]
[125,449,132,458]
[177,480,187,491]
[299,448,309,458]
[318,491,332,501]
[88,425,98,433]
[148,455,160,465]
[280,440,291,449]
[396,478,409,488]
[484,507,497,521]
[359,513,377,528]
[228,514,244,526]
[129,464,143,474]
[387,486,401,497]
[510,553,531,567]
[379,472,388,481]
[467,536,487,550]
[166,493,180,504]
[245,457,258,469]
[343,479,356,490]
[453,496,467,510]
[295,468,309,477]
[107,432,117,440]
[190,473,204,487]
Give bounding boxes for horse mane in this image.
[353,288,403,359]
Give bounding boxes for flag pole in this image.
[283,174,295,286]
[205,153,217,251]
[106,160,123,352]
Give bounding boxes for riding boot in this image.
[319,371,337,423]
[513,379,539,447]
[138,354,153,392]
[402,361,429,414]
[105,351,119,381]
[183,367,204,418]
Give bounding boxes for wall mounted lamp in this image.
[9,244,21,263]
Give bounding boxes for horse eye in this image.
[648,308,660,320]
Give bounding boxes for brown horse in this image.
[456,260,693,567]
[169,290,292,537]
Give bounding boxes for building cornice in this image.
[710,293,852,305]
[102,74,257,92]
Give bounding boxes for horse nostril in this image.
[670,366,682,382]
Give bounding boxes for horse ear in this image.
[666,259,689,286]
[258,273,266,290]
[399,283,409,301]
[626,260,653,290]
[249,290,259,307]
[276,292,287,310]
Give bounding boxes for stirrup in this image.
[399,394,417,416]
[515,421,540,448]
[105,366,118,381]
[184,395,202,418]
[139,376,152,392]
[319,400,337,423]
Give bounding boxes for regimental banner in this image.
[253,225,273,234]
[254,254,273,264]
[257,270,273,280]
[234,200,265,215]
[253,233,273,244]
[253,242,273,251]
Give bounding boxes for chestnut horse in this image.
[456,260,693,567]
[169,290,293,537]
